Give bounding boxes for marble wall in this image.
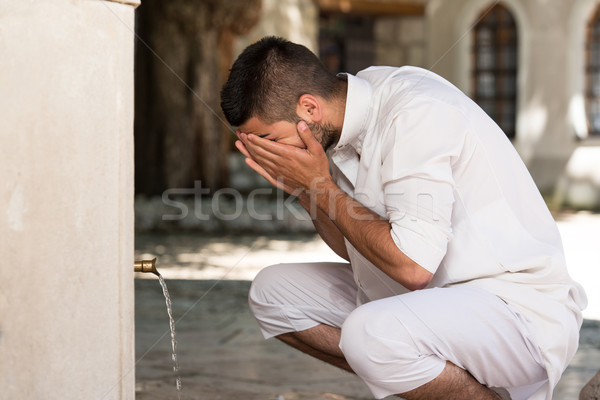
[0,0,138,398]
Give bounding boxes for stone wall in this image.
[375,15,426,68]
[0,0,137,398]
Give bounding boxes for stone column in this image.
[0,0,138,398]
[234,0,319,56]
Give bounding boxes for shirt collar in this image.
[333,73,373,152]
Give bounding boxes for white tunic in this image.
[330,66,587,399]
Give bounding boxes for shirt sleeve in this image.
[380,96,464,274]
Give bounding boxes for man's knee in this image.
[248,263,287,316]
[248,263,314,338]
[340,305,416,379]
[339,303,443,396]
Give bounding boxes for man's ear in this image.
[296,94,323,123]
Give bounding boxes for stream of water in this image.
[157,273,182,398]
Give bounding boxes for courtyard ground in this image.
[134,211,600,400]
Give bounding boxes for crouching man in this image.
[220,36,587,400]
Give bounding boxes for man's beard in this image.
[306,121,341,151]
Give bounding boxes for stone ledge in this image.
[101,0,141,9]
[135,195,316,234]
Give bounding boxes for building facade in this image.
[234,0,600,209]
[429,0,600,209]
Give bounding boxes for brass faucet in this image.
[134,258,159,276]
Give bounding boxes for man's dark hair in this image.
[220,36,343,126]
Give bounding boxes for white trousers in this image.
[248,262,548,399]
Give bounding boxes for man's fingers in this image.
[244,157,272,180]
[244,157,287,190]
[239,134,270,162]
[246,133,299,158]
[242,137,278,167]
[235,140,252,159]
[297,121,323,154]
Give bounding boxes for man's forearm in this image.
[308,178,432,291]
[298,193,350,261]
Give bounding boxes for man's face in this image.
[237,117,306,148]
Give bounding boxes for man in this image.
[220,36,586,400]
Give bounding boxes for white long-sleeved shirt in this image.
[331,66,587,399]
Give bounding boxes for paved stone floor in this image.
[134,211,600,400]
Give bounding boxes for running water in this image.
[157,273,182,398]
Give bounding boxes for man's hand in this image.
[236,121,332,194]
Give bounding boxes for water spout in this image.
[134,258,159,276]
[133,257,182,396]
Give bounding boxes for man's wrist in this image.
[307,177,343,218]
[296,191,311,209]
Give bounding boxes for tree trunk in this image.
[134,0,261,195]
